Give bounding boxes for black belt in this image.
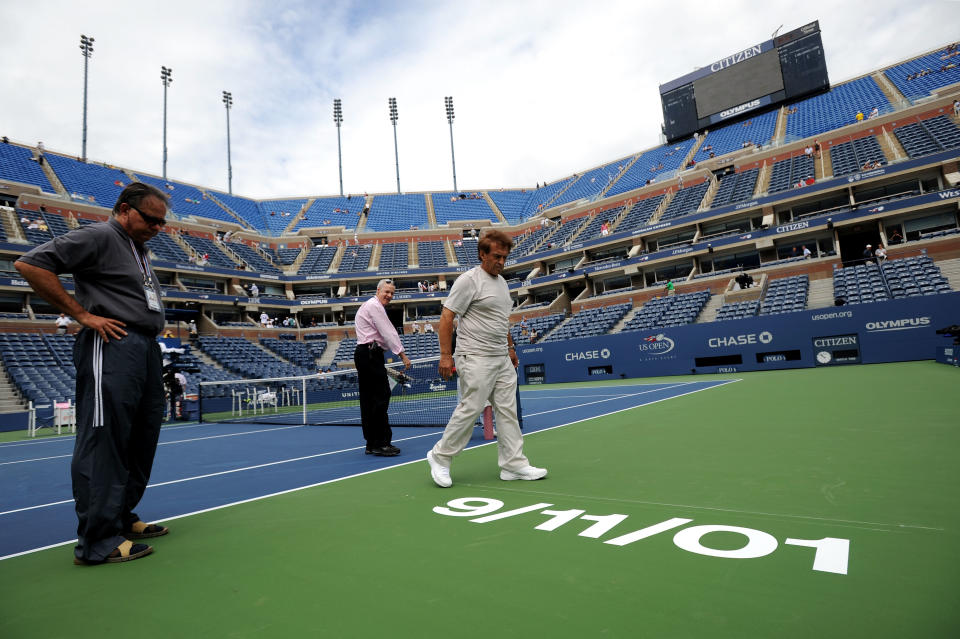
[356,343,383,351]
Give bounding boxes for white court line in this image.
[0,379,744,560]
[0,424,308,466]
[0,420,206,449]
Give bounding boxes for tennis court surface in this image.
[1,361,957,638]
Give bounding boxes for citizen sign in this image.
[813,336,858,347]
[865,317,931,332]
[564,348,611,362]
[708,331,773,348]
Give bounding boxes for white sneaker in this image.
[426,451,452,488]
[500,466,548,481]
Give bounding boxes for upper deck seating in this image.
[211,191,264,230]
[0,144,54,191]
[488,190,533,223]
[659,182,710,222]
[784,76,891,140]
[694,109,778,162]
[549,160,626,208]
[260,199,306,235]
[134,174,235,225]
[296,196,361,231]
[146,230,191,263]
[45,154,128,208]
[884,46,960,101]
[431,193,498,225]
[227,241,282,274]
[365,194,429,231]
[181,235,238,269]
[605,139,696,198]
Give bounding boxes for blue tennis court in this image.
[0,379,736,560]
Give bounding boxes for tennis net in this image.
[197,356,457,426]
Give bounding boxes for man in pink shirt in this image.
[354,279,411,456]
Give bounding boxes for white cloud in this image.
[2,0,956,200]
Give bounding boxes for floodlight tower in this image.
[160,66,173,180]
[333,98,344,197]
[222,90,233,194]
[79,34,94,161]
[389,97,400,194]
[445,96,458,193]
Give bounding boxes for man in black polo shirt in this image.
[16,182,171,565]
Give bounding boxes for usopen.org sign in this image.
[638,334,676,355]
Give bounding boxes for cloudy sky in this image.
[2,1,956,199]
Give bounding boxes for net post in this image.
[302,376,307,425]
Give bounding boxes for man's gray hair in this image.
[376,278,395,291]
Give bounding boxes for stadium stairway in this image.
[807,276,838,309]
[0,374,26,412]
[39,156,68,197]
[609,304,640,333]
[878,127,907,163]
[693,293,725,323]
[872,71,908,107]
[482,193,508,224]
[316,340,341,369]
[772,105,788,145]
[424,194,438,228]
[935,257,960,291]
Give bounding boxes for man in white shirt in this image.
[426,230,547,487]
[55,313,72,334]
[259,311,269,327]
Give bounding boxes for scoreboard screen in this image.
[660,21,828,143]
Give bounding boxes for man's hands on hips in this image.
[77,312,127,343]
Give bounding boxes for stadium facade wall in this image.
[518,292,960,383]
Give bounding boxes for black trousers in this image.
[354,343,392,448]
[72,329,165,562]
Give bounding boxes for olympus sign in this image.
[565,348,611,362]
[719,99,761,119]
[708,331,773,348]
[865,316,931,332]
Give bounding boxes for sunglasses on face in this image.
[131,207,166,227]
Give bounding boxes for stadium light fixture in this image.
[389,97,400,194]
[333,98,344,197]
[79,34,94,161]
[445,96,458,193]
[222,90,233,195]
[160,66,173,181]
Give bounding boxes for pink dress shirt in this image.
[355,296,404,355]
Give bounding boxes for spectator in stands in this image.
[162,329,174,338]
[14,182,171,565]
[664,280,675,295]
[427,229,546,488]
[802,246,812,259]
[188,319,198,338]
[429,282,437,292]
[863,244,875,264]
[519,316,529,332]
[412,319,421,334]
[804,145,813,157]
[55,313,72,334]
[249,282,259,297]
[874,243,887,262]
[814,139,821,157]
[889,229,904,245]
[601,220,610,236]
[424,321,435,334]
[856,111,864,123]
[354,279,411,457]
[27,219,40,230]
[868,107,880,119]
[260,311,270,327]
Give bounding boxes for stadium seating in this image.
[659,182,710,222]
[0,333,76,406]
[0,144,54,192]
[768,154,815,194]
[620,291,711,333]
[693,109,779,161]
[275,247,303,265]
[714,299,760,321]
[338,243,373,272]
[548,160,626,208]
[759,275,809,315]
[784,76,891,140]
[211,191,266,230]
[416,241,448,268]
[297,245,338,275]
[259,199,306,235]
[883,47,960,101]
[828,136,887,177]
[227,241,282,274]
[605,139,696,198]
[181,234,238,269]
[17,211,53,244]
[522,178,577,216]
[511,225,553,257]
[542,216,588,249]
[542,303,631,342]
[613,195,666,234]
[146,230,192,263]
[832,263,889,304]
[44,154,129,208]
[511,313,565,345]
[576,207,625,242]
[379,241,410,269]
[260,338,326,369]
[488,190,535,224]
[134,174,236,225]
[196,336,313,379]
[296,197,361,230]
[365,194,429,231]
[453,237,480,266]
[710,168,759,208]
[882,255,951,297]
[431,193,498,225]
[892,115,960,158]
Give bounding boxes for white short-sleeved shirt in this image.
[444,266,512,356]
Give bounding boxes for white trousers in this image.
[431,353,529,472]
